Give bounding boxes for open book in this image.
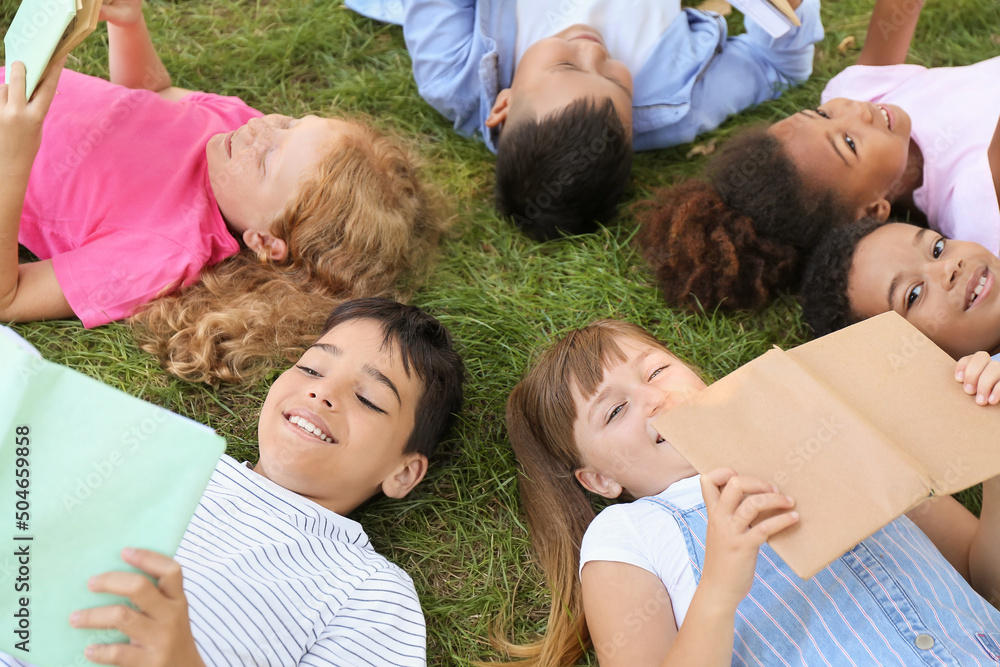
[4,0,102,99]
[652,312,1000,580]
[0,329,225,666]
[727,0,801,38]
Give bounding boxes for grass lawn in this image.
[3,0,999,663]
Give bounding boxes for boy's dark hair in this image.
[800,218,887,336]
[494,97,633,240]
[635,126,854,310]
[321,298,465,458]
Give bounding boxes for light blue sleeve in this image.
[401,0,483,137]
[637,0,823,150]
[344,0,405,24]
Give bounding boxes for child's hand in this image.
[956,351,1000,406]
[0,59,63,181]
[99,0,144,28]
[70,548,205,667]
[699,469,798,607]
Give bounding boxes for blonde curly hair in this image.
[131,122,441,385]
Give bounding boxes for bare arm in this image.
[970,477,1000,607]
[583,472,798,667]
[0,61,74,323]
[103,0,194,99]
[906,356,1000,606]
[905,495,978,582]
[856,0,925,66]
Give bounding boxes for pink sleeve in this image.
[51,231,210,328]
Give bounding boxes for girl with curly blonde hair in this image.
[2,0,440,384]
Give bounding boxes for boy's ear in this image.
[485,89,512,129]
[381,453,428,500]
[243,229,288,262]
[574,467,623,499]
[860,198,892,223]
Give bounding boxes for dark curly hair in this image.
[636,180,800,310]
[636,126,854,310]
[495,97,633,240]
[800,218,887,337]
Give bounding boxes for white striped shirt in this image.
[1,455,426,667]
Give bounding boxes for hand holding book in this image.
[3,0,102,99]
[0,58,64,182]
[653,312,1000,579]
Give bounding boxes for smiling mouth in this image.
[877,105,891,130]
[967,268,990,310]
[286,414,335,443]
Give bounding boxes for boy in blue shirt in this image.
[349,0,823,239]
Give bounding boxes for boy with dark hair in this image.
[0,298,464,667]
[494,98,631,240]
[348,0,823,239]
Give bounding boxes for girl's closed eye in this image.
[296,364,321,377]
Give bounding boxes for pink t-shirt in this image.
[822,58,1000,255]
[15,69,261,327]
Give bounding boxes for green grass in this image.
[3,0,999,663]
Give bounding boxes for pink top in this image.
[14,69,261,327]
[822,58,1000,255]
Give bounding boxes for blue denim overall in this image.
[643,495,1000,665]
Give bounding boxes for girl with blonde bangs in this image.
[2,0,441,385]
[132,126,441,385]
[496,320,1000,667]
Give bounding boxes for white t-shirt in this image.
[0,455,427,667]
[579,474,703,627]
[822,58,1000,255]
[514,0,682,75]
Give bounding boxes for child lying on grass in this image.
[0,298,465,666]
[2,0,439,385]
[635,0,1000,312]
[802,219,1000,404]
[496,318,1000,666]
[347,0,822,240]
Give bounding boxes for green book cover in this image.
[3,0,77,98]
[0,331,225,666]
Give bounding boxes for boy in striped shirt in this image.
[63,298,465,666]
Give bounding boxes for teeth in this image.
[288,415,333,443]
[879,106,889,127]
[975,285,984,296]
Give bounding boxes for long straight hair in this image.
[494,320,666,666]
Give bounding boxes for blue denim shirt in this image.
[346,0,823,153]
[645,494,1000,665]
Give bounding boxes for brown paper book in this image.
[652,312,1000,580]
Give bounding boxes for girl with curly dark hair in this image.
[637,0,1000,311]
